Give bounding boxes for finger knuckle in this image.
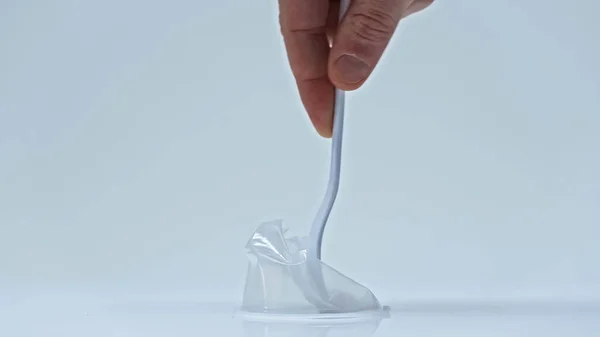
[347,7,397,44]
[413,0,434,10]
[279,10,326,37]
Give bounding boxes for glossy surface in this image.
[2,296,600,337]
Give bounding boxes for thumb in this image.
[328,0,408,90]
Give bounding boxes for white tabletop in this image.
[2,293,599,337]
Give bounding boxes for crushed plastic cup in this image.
[240,220,387,318]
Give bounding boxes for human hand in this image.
[278,0,433,137]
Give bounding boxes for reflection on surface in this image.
[241,314,387,337]
[3,297,600,337]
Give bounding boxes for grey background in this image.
[1,0,599,303]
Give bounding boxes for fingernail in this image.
[316,126,332,138]
[334,54,370,84]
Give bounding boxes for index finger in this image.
[279,0,335,137]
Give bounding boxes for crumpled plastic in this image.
[241,220,384,316]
